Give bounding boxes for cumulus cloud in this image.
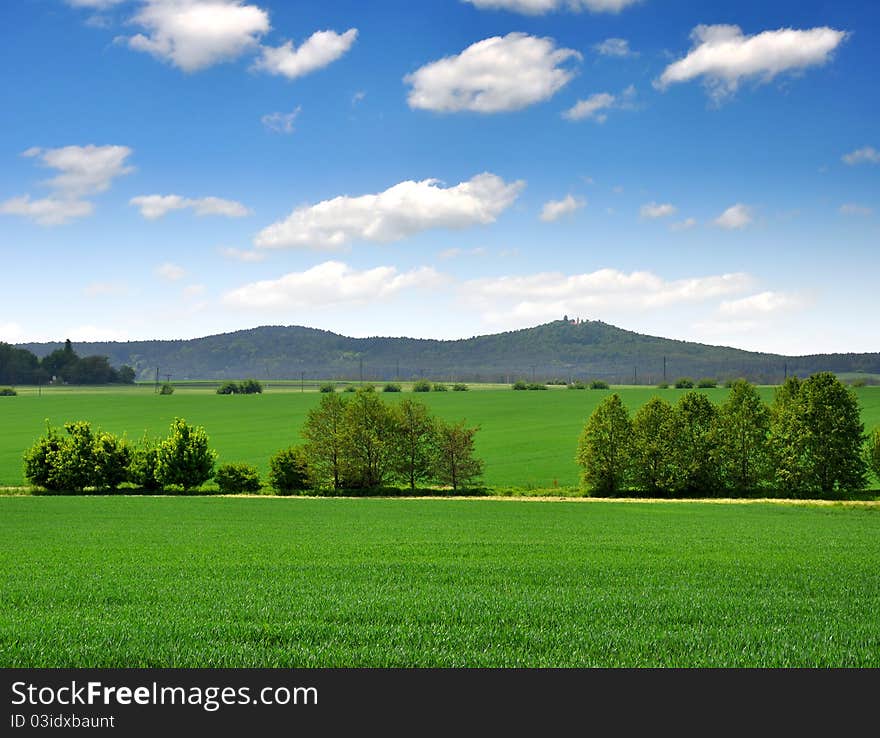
[842,146,880,166]
[718,291,806,317]
[640,202,677,219]
[540,195,585,222]
[594,38,634,57]
[714,203,753,229]
[562,85,636,122]
[655,24,847,101]
[24,144,134,198]
[462,0,643,14]
[0,196,94,226]
[131,194,251,219]
[123,0,270,72]
[155,262,186,281]
[261,107,301,134]
[255,173,524,250]
[405,33,581,113]
[223,261,443,309]
[254,29,357,79]
[839,203,873,216]
[221,247,265,262]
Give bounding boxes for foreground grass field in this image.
[1,385,879,489]
[1,496,878,667]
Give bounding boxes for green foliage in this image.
[432,383,448,392]
[577,394,633,495]
[433,419,484,492]
[567,381,586,390]
[217,381,238,395]
[319,383,336,393]
[0,387,17,396]
[22,425,66,491]
[343,385,357,393]
[713,380,770,493]
[341,387,396,489]
[268,447,310,495]
[117,366,136,384]
[155,418,216,492]
[452,383,469,392]
[412,379,431,392]
[866,428,880,485]
[0,342,44,385]
[128,436,161,491]
[668,392,720,495]
[302,393,347,491]
[512,381,528,391]
[630,397,675,495]
[382,383,402,393]
[159,383,174,395]
[675,378,695,389]
[589,380,610,390]
[527,383,548,390]
[215,463,262,494]
[92,430,131,491]
[239,379,263,395]
[697,378,718,389]
[656,382,669,389]
[392,399,437,490]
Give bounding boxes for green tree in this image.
[866,428,880,486]
[392,398,437,490]
[129,435,161,491]
[268,446,310,495]
[576,393,633,495]
[341,387,396,489]
[216,463,262,494]
[630,396,675,494]
[92,430,131,491]
[713,379,770,494]
[768,377,808,494]
[668,391,720,496]
[302,392,347,491]
[155,418,216,492]
[432,419,484,492]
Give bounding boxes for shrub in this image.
[527,383,548,390]
[577,394,633,495]
[239,379,263,394]
[412,379,431,392]
[567,381,587,390]
[129,436,161,491]
[433,419,484,492]
[159,383,174,395]
[92,430,131,491]
[23,425,66,491]
[512,381,528,391]
[217,381,238,395]
[155,418,216,492]
[343,385,357,393]
[215,463,262,494]
[675,378,695,389]
[697,378,718,389]
[452,383,469,391]
[269,446,310,495]
[320,383,336,393]
[589,380,610,390]
[866,428,880,485]
[0,387,17,396]
[432,383,448,392]
[383,383,402,393]
[656,382,669,389]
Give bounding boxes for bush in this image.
[23,425,66,491]
[697,378,718,389]
[215,463,262,494]
[320,383,336,393]
[383,383,402,393]
[452,383,469,392]
[155,418,216,492]
[343,385,357,393]
[413,380,431,392]
[567,381,587,390]
[577,394,633,495]
[159,383,174,395]
[432,383,448,392]
[656,382,669,389]
[589,380,610,390]
[675,378,695,389]
[527,383,548,390]
[239,379,263,395]
[92,430,131,491]
[866,428,880,484]
[512,381,528,391]
[269,446,310,495]
[129,436,161,491]
[217,381,238,395]
[0,387,17,396]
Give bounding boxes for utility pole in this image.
[301,371,304,392]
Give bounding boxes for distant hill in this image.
[16,320,880,384]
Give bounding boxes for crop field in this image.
[1,385,879,489]
[1,496,878,667]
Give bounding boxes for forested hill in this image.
[16,320,880,384]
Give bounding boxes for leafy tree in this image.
[576,393,633,495]
[159,383,174,395]
[217,381,238,395]
[0,343,42,385]
[768,377,808,494]
[117,365,136,384]
[432,383,448,392]
[92,430,131,491]
[383,383,402,392]
[452,383,469,391]
[866,428,880,486]
[23,424,66,491]
[268,447,310,495]
[23,421,98,493]
[302,393,348,491]
[668,391,720,495]
[713,379,770,493]
[512,381,528,391]
[129,435,161,491]
[341,387,396,489]
[392,398,437,490]
[589,380,610,390]
[432,419,484,492]
[216,463,262,494]
[155,418,216,492]
[0,387,17,396]
[630,396,675,494]
[412,379,431,392]
[239,379,263,394]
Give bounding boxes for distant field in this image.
[1,385,879,489]
[1,496,878,667]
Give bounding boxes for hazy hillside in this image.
[17,320,880,383]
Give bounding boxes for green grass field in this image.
[1,496,878,667]
[1,385,878,489]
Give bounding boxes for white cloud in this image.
[0,196,93,226]
[405,33,581,113]
[562,85,636,122]
[540,194,585,222]
[0,322,25,343]
[462,0,643,15]
[839,203,873,216]
[223,261,443,309]
[594,38,634,57]
[156,262,186,281]
[221,247,265,262]
[255,172,524,250]
[124,0,270,72]
[714,203,753,229]
[640,202,677,219]
[656,25,847,101]
[718,291,805,317]
[671,218,697,231]
[261,107,301,134]
[438,247,487,260]
[131,194,251,219]
[25,144,134,198]
[842,146,880,166]
[84,281,130,298]
[254,29,357,79]
[352,91,366,105]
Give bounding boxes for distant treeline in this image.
[0,339,135,385]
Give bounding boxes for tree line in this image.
[577,373,879,498]
[22,386,485,494]
[0,339,135,386]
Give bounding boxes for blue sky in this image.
[0,0,877,354]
